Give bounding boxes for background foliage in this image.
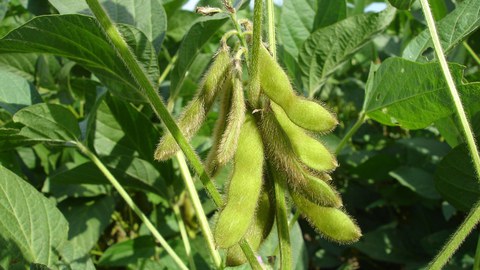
[0,0,479,269]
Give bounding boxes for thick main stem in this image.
[78,144,188,270]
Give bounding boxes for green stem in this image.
[463,41,480,66]
[271,166,292,269]
[77,143,188,270]
[335,111,366,155]
[474,230,480,270]
[266,0,276,58]
[158,54,178,86]
[172,202,197,270]
[429,201,480,269]
[239,240,264,270]
[175,153,222,269]
[86,1,262,268]
[288,211,301,231]
[248,0,263,108]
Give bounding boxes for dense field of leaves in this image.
[0,0,479,269]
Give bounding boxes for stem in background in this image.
[463,41,480,66]
[172,202,197,270]
[77,144,188,270]
[248,0,263,108]
[266,0,276,58]
[158,54,178,86]
[429,201,480,269]
[420,0,480,268]
[271,166,292,270]
[335,111,366,155]
[176,153,222,269]
[86,0,262,267]
[474,230,480,270]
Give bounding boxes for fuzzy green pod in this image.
[258,45,337,132]
[225,191,275,266]
[154,46,232,161]
[271,102,337,172]
[291,192,361,243]
[214,114,264,248]
[289,172,342,208]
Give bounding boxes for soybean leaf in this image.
[435,144,479,211]
[403,0,480,61]
[387,0,415,10]
[0,53,38,81]
[0,15,159,102]
[389,167,441,199]
[170,14,228,95]
[93,95,159,160]
[57,196,115,269]
[0,1,7,21]
[0,70,42,114]
[278,0,346,58]
[97,236,156,266]
[0,165,69,267]
[0,128,41,151]
[363,57,480,129]
[49,0,167,51]
[13,103,81,142]
[299,7,395,94]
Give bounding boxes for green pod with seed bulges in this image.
[226,191,275,266]
[258,45,337,132]
[154,46,232,161]
[214,113,264,248]
[291,192,361,243]
[288,172,342,208]
[271,102,337,172]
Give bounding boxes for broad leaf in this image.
[170,14,228,95]
[0,70,42,114]
[0,165,69,267]
[387,0,415,10]
[299,7,395,94]
[389,167,440,199]
[435,144,479,211]
[0,53,38,81]
[98,236,156,266]
[49,0,167,51]
[0,128,41,151]
[278,0,346,58]
[363,57,480,129]
[403,0,480,61]
[0,15,159,102]
[13,103,81,142]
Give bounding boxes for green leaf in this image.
[363,57,480,129]
[299,7,395,94]
[387,0,415,10]
[93,95,160,160]
[403,0,480,61]
[278,0,346,58]
[170,14,228,95]
[49,0,167,51]
[435,144,479,211]
[0,53,38,81]
[98,236,156,266]
[0,70,42,114]
[0,15,159,102]
[389,167,441,199]
[0,165,69,266]
[0,1,7,21]
[0,128,41,151]
[13,103,81,142]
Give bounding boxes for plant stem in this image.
[158,54,178,86]
[86,1,262,267]
[176,153,222,269]
[266,0,276,58]
[172,201,196,270]
[474,230,480,270]
[463,41,480,66]
[271,166,292,270]
[248,0,263,108]
[239,241,264,270]
[335,111,366,155]
[429,201,480,269]
[77,143,188,270]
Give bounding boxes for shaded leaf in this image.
[363,57,480,129]
[0,70,42,114]
[0,165,69,266]
[0,128,42,151]
[98,236,156,266]
[403,0,480,61]
[0,53,38,81]
[389,167,441,199]
[0,15,159,102]
[387,0,415,10]
[299,7,395,94]
[49,0,167,51]
[13,103,81,142]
